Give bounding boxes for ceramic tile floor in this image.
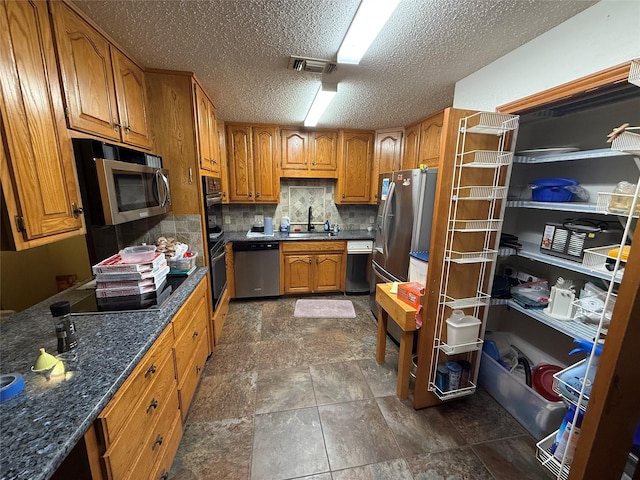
[170,295,552,480]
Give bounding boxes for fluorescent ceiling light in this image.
[337,0,401,64]
[304,83,337,127]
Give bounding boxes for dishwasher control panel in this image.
[347,240,373,254]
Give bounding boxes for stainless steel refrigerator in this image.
[369,168,438,342]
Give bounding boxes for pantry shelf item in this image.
[428,111,518,401]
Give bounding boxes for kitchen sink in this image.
[287,231,338,239]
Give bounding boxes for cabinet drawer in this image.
[177,328,209,422]
[172,279,207,340]
[99,326,174,444]
[173,296,207,383]
[281,241,346,253]
[148,413,183,480]
[104,383,179,480]
[103,353,175,455]
[127,408,182,480]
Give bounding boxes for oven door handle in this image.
[210,249,226,263]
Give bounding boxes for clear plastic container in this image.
[119,245,157,264]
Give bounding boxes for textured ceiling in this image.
[72,0,597,130]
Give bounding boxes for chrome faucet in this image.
[308,206,314,231]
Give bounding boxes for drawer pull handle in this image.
[152,435,164,450]
[146,399,158,413]
[160,472,169,480]
[192,330,199,338]
[196,365,202,374]
[145,364,157,378]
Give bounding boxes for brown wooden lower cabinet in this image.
[280,241,346,294]
[69,276,213,480]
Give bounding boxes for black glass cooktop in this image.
[70,276,188,314]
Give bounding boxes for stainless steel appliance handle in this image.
[158,171,171,206]
[210,249,226,263]
[206,195,222,207]
[381,181,395,257]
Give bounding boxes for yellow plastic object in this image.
[607,245,631,262]
[32,348,59,372]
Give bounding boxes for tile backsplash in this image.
[223,179,377,232]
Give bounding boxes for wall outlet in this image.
[254,214,263,224]
[224,215,231,224]
[369,216,375,224]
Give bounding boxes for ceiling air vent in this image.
[288,56,336,75]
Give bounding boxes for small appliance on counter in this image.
[280,216,290,233]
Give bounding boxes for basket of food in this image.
[167,252,197,274]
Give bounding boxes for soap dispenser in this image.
[324,220,331,231]
[557,338,603,406]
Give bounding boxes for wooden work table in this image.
[375,283,419,399]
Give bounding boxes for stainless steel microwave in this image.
[73,139,171,225]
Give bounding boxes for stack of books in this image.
[91,253,170,309]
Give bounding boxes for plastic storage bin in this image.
[446,314,481,348]
[168,253,197,273]
[529,178,577,202]
[478,333,567,440]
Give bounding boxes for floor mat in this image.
[294,299,356,318]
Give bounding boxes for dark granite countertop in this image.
[225,229,375,243]
[0,267,208,480]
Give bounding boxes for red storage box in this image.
[397,282,425,309]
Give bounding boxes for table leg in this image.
[376,307,388,364]
[397,330,414,399]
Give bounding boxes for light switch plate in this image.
[224,215,231,224]
[369,216,375,224]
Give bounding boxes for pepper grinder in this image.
[50,301,78,353]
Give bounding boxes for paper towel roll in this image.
[264,217,273,235]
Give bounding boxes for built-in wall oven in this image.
[203,176,226,311]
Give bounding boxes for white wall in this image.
[453,0,640,111]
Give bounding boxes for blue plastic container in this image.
[529,178,578,202]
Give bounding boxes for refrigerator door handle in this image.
[381,180,395,258]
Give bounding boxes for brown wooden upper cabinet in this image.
[336,130,374,204]
[371,128,403,204]
[401,110,444,170]
[0,0,85,250]
[217,120,230,203]
[280,129,338,178]
[226,124,279,203]
[50,2,151,149]
[195,83,221,175]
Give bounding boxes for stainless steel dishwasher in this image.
[233,242,280,298]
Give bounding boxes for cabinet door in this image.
[372,129,403,203]
[226,125,254,202]
[280,129,308,171]
[314,253,344,292]
[402,122,420,170]
[309,130,338,176]
[208,103,221,175]
[252,126,279,202]
[283,254,313,293]
[111,48,150,149]
[337,130,374,203]
[217,120,230,203]
[49,2,119,141]
[418,112,444,169]
[0,0,84,246]
[195,84,212,171]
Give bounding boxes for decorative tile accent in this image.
[222,178,377,232]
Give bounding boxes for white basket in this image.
[552,359,590,411]
[582,245,625,281]
[453,186,508,201]
[457,150,513,168]
[596,191,640,217]
[536,430,570,480]
[610,130,640,155]
[449,219,503,232]
[442,293,491,309]
[462,112,519,135]
[446,249,498,264]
